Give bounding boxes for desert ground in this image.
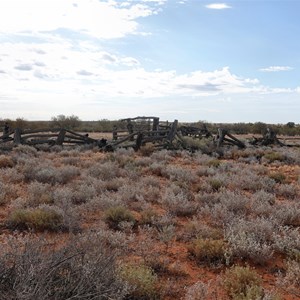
[0,143,299,299]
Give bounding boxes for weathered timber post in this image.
[135,132,144,151]
[225,132,245,148]
[152,117,159,131]
[216,128,226,148]
[14,128,22,145]
[56,129,66,145]
[112,125,118,140]
[127,121,134,141]
[167,120,178,142]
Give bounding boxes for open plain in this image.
[0,144,299,299]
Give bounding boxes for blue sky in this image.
[0,0,299,123]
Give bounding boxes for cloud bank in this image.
[259,66,293,72]
[205,3,231,10]
[0,0,162,39]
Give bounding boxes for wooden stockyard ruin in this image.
[1,116,300,152]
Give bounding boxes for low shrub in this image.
[104,206,136,230]
[27,181,53,207]
[179,220,223,242]
[71,182,96,204]
[162,188,197,217]
[225,218,275,265]
[188,238,228,266]
[87,161,124,181]
[119,263,158,299]
[274,203,300,226]
[12,145,38,157]
[0,234,128,299]
[0,181,13,206]
[252,190,275,205]
[23,163,79,185]
[269,172,286,183]
[140,209,159,226]
[139,144,155,156]
[275,184,298,199]
[162,165,198,183]
[207,159,221,168]
[284,259,300,288]
[7,206,64,231]
[0,155,14,168]
[223,265,263,299]
[273,227,300,257]
[209,179,224,191]
[184,281,213,300]
[263,152,285,163]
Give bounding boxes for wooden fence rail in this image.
[1,117,299,151]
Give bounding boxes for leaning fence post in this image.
[167,119,178,142]
[14,128,22,145]
[56,129,66,145]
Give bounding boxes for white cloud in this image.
[205,3,231,9]
[0,0,164,39]
[259,66,293,72]
[1,39,294,104]
[0,39,286,103]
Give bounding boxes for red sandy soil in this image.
[0,149,299,299]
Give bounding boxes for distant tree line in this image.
[190,121,300,136]
[1,116,300,136]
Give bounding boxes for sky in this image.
[0,0,299,123]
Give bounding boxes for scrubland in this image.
[0,144,299,299]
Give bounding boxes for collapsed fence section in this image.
[1,117,299,151]
[0,128,98,147]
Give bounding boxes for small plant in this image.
[139,144,155,156]
[269,172,286,184]
[209,179,223,191]
[223,265,263,299]
[162,188,197,217]
[104,206,136,230]
[140,209,159,226]
[275,184,298,199]
[7,206,64,231]
[0,181,13,206]
[225,218,274,265]
[207,159,221,168]
[252,190,275,205]
[12,145,38,157]
[274,203,300,226]
[263,152,284,163]
[158,224,176,251]
[119,263,158,299]
[0,155,14,168]
[27,181,53,207]
[184,280,216,300]
[188,238,228,266]
[284,259,300,287]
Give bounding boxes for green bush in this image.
[8,207,64,231]
[209,179,223,191]
[140,209,159,226]
[223,265,263,299]
[269,172,286,183]
[263,152,284,163]
[119,263,158,299]
[207,159,221,168]
[188,238,227,266]
[104,206,135,230]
